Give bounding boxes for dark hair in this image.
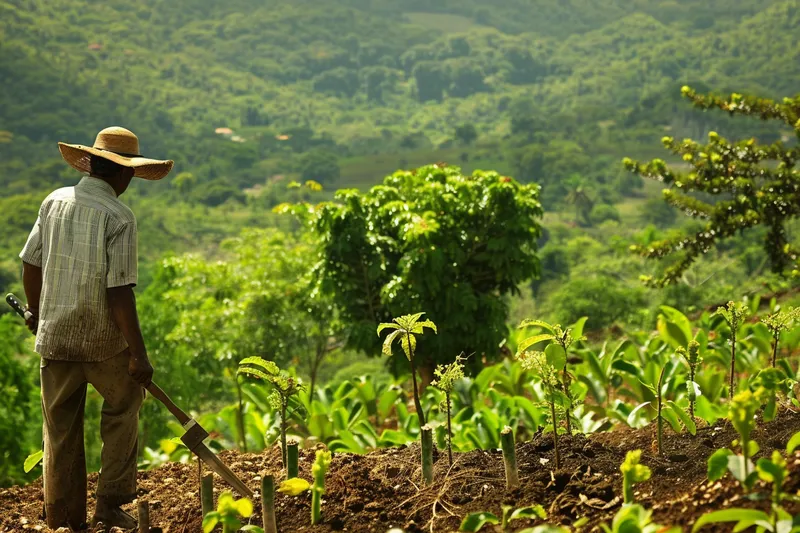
[90,155,126,179]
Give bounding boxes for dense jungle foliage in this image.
[1,0,799,488]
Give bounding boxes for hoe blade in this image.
[193,443,254,499]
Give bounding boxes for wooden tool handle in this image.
[146,382,192,425]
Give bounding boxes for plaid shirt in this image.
[20,177,138,362]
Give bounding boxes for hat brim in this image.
[58,143,174,181]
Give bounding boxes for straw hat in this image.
[58,127,174,181]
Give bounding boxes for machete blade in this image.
[193,443,254,499]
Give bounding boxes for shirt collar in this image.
[77,176,118,198]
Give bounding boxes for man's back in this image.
[20,176,138,361]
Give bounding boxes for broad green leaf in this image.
[727,455,755,484]
[510,505,547,522]
[23,450,43,473]
[667,401,696,435]
[692,509,771,532]
[657,306,692,348]
[459,512,500,532]
[518,334,556,354]
[786,431,800,454]
[686,380,702,399]
[278,478,311,496]
[519,319,555,332]
[381,329,402,356]
[544,343,566,370]
[707,448,732,481]
[400,332,417,360]
[238,357,279,375]
[661,404,681,433]
[377,322,399,336]
[202,513,220,533]
[237,366,276,382]
[413,319,438,334]
[611,359,640,377]
[569,317,588,341]
[626,402,651,428]
[241,526,265,532]
[233,498,253,517]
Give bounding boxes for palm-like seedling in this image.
[762,307,800,368]
[378,312,438,426]
[714,301,749,400]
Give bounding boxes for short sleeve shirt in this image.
[19,176,138,362]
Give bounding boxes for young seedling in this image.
[600,504,677,533]
[378,312,438,426]
[431,354,466,466]
[620,450,651,504]
[694,451,791,532]
[517,320,585,435]
[311,449,332,525]
[762,307,800,368]
[517,350,567,468]
[459,504,546,532]
[628,359,695,454]
[500,426,519,490]
[202,491,259,533]
[713,301,749,400]
[238,357,304,471]
[707,389,765,492]
[421,425,434,485]
[677,341,702,418]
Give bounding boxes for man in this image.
[20,127,173,531]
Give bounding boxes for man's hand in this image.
[25,308,39,335]
[128,352,154,387]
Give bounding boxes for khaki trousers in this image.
[40,349,145,529]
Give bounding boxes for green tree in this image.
[284,164,542,377]
[454,123,478,145]
[299,150,341,185]
[624,87,800,286]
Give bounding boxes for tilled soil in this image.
[3,412,800,533]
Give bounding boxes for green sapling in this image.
[517,350,565,468]
[312,449,332,525]
[762,307,800,368]
[713,301,749,400]
[431,354,466,466]
[620,450,651,505]
[677,341,702,418]
[378,312,438,426]
[238,357,304,471]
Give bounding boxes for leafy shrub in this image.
[548,277,646,330]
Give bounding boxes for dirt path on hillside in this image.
[3,412,800,532]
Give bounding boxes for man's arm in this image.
[107,285,153,386]
[22,261,42,334]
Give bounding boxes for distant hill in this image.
[1,0,798,195]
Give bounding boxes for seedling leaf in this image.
[23,450,43,473]
[692,509,771,533]
[667,401,696,435]
[518,334,556,354]
[786,431,800,454]
[627,402,651,427]
[510,505,547,522]
[707,449,732,481]
[278,478,311,496]
[459,512,500,532]
[519,319,555,332]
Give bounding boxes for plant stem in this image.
[421,425,434,485]
[236,378,248,452]
[446,392,453,467]
[688,366,695,419]
[623,471,634,504]
[550,399,561,469]
[406,332,426,426]
[562,362,572,436]
[771,335,779,368]
[137,500,149,533]
[657,364,667,455]
[729,330,736,400]
[742,436,750,481]
[261,475,278,533]
[280,400,289,471]
[500,426,519,489]
[287,440,299,479]
[201,473,214,518]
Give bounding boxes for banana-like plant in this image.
[378,312,438,426]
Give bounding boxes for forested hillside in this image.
[1,0,799,490]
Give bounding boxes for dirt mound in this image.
[3,413,800,532]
